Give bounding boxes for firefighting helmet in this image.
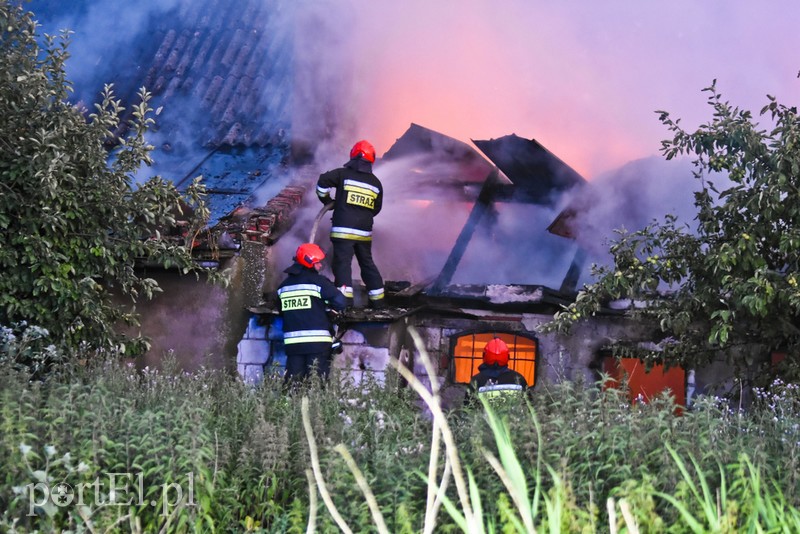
[350,140,376,163]
[483,337,510,366]
[296,243,325,268]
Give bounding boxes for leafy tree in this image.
[0,3,216,356]
[546,81,800,380]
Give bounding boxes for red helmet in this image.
[296,243,325,268]
[483,338,510,366]
[350,140,376,163]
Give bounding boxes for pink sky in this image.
[41,0,800,180]
[328,1,800,178]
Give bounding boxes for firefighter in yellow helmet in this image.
[316,140,385,309]
[468,337,528,401]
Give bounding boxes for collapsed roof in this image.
[376,125,589,298]
[473,134,586,204]
[34,0,594,305]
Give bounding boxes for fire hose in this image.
[310,201,347,352]
[309,201,334,244]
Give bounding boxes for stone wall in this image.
[233,304,757,406]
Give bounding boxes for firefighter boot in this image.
[338,285,355,309]
[367,286,386,309]
[368,298,386,310]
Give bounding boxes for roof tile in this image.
[221,29,245,68]
[103,0,294,148]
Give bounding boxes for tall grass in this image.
[2,324,800,532]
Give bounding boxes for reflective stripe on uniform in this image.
[278,284,322,299]
[331,226,372,241]
[284,329,333,345]
[477,384,525,398]
[278,284,322,311]
[343,179,380,196]
[339,285,353,298]
[343,180,379,209]
[316,185,331,199]
[368,287,385,300]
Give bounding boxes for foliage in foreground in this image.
[0,3,217,359]
[546,82,800,382]
[1,326,800,533]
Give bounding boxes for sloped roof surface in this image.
[172,147,287,227]
[35,0,293,149]
[473,134,586,205]
[31,0,299,244]
[140,0,293,148]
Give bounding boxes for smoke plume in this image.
[29,0,797,289]
[34,0,800,180]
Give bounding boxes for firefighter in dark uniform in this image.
[468,337,528,402]
[277,243,347,383]
[316,140,385,308]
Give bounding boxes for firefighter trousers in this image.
[331,238,384,295]
[284,349,332,383]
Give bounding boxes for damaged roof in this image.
[33,0,593,294]
[378,124,590,296]
[473,134,586,205]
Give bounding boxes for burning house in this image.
[239,124,672,406]
[33,0,705,405]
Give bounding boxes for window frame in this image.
[448,330,539,387]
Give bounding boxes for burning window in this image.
[450,332,537,386]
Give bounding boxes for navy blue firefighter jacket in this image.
[316,158,383,241]
[468,363,528,401]
[277,262,347,355]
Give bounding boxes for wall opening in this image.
[450,331,538,386]
[601,352,686,409]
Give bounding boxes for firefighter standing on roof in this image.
[316,140,385,308]
[277,243,347,383]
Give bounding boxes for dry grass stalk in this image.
[334,444,390,534]
[423,419,444,534]
[305,469,317,534]
[301,396,353,534]
[607,497,618,534]
[390,326,478,531]
[619,499,640,534]
[428,458,453,534]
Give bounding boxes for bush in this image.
[0,3,217,360]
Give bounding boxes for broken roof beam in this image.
[429,167,503,295]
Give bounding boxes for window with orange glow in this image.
[602,356,686,410]
[451,332,537,386]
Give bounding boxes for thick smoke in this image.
[299,0,800,178]
[29,0,795,289]
[372,154,478,282]
[31,0,184,106]
[568,156,706,272]
[33,0,800,180]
